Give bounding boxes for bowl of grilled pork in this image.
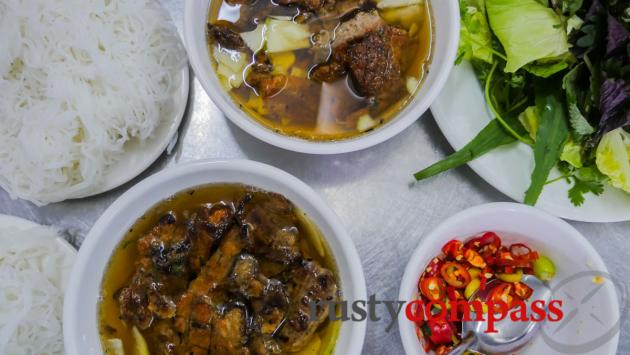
[63,160,367,355]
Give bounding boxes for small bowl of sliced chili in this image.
[398,203,620,355]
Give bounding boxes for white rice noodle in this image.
[0,0,187,205]
[0,225,75,355]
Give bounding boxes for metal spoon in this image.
[450,274,552,355]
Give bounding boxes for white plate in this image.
[72,67,190,199]
[399,203,620,355]
[0,214,77,259]
[430,61,630,222]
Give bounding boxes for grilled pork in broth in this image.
[206,0,433,140]
[98,185,340,355]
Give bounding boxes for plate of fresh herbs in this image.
[419,0,630,222]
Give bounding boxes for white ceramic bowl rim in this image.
[397,202,620,355]
[183,0,461,154]
[63,159,367,355]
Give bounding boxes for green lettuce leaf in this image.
[566,14,584,34]
[518,106,540,140]
[596,128,630,193]
[560,138,583,167]
[458,0,494,64]
[486,0,570,73]
[524,54,572,78]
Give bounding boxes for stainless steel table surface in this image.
[1,0,628,354]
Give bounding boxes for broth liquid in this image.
[98,184,340,355]
[207,0,434,140]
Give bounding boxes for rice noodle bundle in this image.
[0,0,187,205]
[0,224,75,355]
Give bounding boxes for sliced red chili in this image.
[510,243,539,265]
[497,250,539,268]
[416,322,432,352]
[448,286,469,315]
[440,262,472,288]
[479,232,502,257]
[442,240,464,261]
[447,286,464,302]
[465,232,501,250]
[496,250,526,267]
[423,257,444,278]
[447,286,457,302]
[420,276,447,301]
[427,320,455,345]
[489,283,516,310]
[480,232,501,246]
[484,255,498,266]
[417,233,546,354]
[514,282,534,300]
[510,243,532,256]
[464,248,487,268]
[497,250,515,265]
[520,251,540,262]
[481,266,494,279]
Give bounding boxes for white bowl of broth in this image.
[184,0,459,153]
[63,160,367,355]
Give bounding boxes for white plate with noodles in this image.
[0,0,189,205]
[0,214,77,260]
[0,214,76,355]
[80,68,189,199]
[431,61,630,222]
